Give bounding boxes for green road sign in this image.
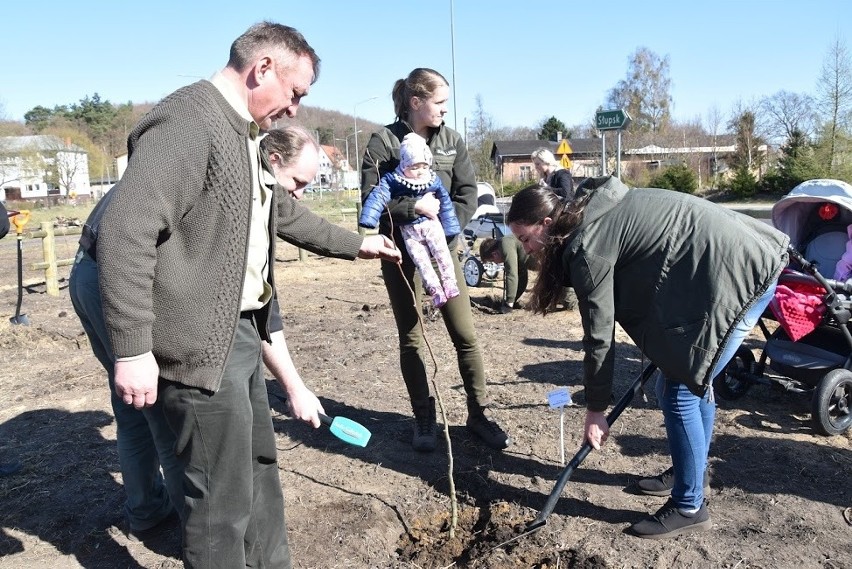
[595,109,631,131]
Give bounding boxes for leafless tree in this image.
[0,140,44,189]
[43,137,86,196]
[606,47,673,136]
[760,90,817,145]
[728,103,766,178]
[467,95,497,182]
[0,138,18,188]
[497,125,536,140]
[816,34,852,174]
[705,105,725,188]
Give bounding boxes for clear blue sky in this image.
[2,0,849,134]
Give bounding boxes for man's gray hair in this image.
[228,21,320,83]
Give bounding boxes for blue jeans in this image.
[656,282,777,510]
[69,249,184,531]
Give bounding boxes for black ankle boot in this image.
[466,401,511,450]
[411,397,437,452]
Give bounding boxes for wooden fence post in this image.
[41,222,59,296]
[28,224,81,296]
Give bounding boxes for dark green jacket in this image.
[0,202,8,239]
[565,177,789,411]
[500,235,531,303]
[360,120,477,251]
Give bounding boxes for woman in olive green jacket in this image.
[360,67,509,452]
[507,178,789,539]
[479,234,532,312]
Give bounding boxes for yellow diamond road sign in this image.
[556,140,572,155]
[560,155,572,168]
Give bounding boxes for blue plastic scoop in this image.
[319,413,372,447]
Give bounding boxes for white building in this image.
[0,135,91,202]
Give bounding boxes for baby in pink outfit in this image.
[833,224,852,281]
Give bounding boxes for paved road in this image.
[718,202,773,220]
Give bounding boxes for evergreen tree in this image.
[23,106,59,132]
[780,130,822,182]
[728,110,765,178]
[648,162,698,193]
[760,129,822,194]
[727,165,758,197]
[538,117,569,141]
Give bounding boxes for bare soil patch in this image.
[0,234,850,568]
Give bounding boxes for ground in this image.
[0,232,851,569]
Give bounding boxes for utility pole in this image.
[353,97,378,180]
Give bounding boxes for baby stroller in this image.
[459,182,509,287]
[714,179,852,436]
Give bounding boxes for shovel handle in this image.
[11,210,30,234]
[528,362,658,529]
[266,391,332,427]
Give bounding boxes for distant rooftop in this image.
[0,135,87,153]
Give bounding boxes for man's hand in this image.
[584,410,609,450]
[357,235,401,263]
[286,383,325,428]
[114,352,160,410]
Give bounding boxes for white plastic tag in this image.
[547,388,572,408]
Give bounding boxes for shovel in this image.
[319,413,372,448]
[491,362,658,550]
[9,210,31,326]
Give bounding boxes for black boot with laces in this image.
[411,397,437,452]
[466,401,511,450]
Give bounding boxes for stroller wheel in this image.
[811,369,852,436]
[714,347,755,401]
[463,256,484,288]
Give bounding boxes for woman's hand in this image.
[584,410,609,450]
[414,193,440,220]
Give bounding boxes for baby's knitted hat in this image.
[399,133,433,171]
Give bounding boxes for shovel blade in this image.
[323,414,372,447]
[9,314,30,326]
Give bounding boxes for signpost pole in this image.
[595,109,632,178]
[617,129,622,179]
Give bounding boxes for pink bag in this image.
[768,280,826,341]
